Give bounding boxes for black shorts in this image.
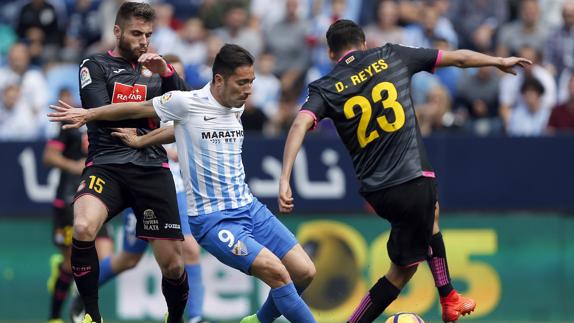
[53,205,112,247]
[363,176,437,267]
[74,164,183,241]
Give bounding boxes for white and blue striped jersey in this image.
[152,84,253,216]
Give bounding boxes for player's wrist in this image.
[160,64,175,78]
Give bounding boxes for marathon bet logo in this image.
[143,209,159,231]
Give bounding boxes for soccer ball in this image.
[384,312,425,323]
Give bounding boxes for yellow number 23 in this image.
[343,82,405,148]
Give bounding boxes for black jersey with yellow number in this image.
[79,51,188,167]
[302,43,440,192]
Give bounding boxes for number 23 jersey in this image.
[302,43,441,192]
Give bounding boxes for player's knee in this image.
[73,219,98,240]
[159,257,184,279]
[181,241,201,263]
[122,254,141,270]
[296,262,316,286]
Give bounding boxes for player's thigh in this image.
[74,166,127,230]
[281,244,316,284]
[364,176,436,267]
[199,217,263,275]
[127,167,183,241]
[251,199,298,260]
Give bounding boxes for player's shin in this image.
[162,271,189,323]
[257,283,307,322]
[427,232,454,297]
[185,264,204,320]
[270,282,316,323]
[348,277,400,323]
[71,239,102,323]
[49,264,74,319]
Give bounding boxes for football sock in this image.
[162,271,189,323]
[348,276,400,323]
[185,264,204,319]
[98,256,116,285]
[270,282,315,323]
[49,265,74,319]
[257,284,306,322]
[427,232,454,297]
[71,238,101,323]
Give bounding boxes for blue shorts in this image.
[188,198,298,274]
[122,191,190,254]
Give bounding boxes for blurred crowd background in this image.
[1,0,574,141]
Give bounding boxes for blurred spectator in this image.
[45,87,76,139]
[185,34,223,89]
[548,74,574,134]
[215,2,263,58]
[496,0,548,57]
[97,0,124,50]
[432,37,461,100]
[252,52,281,118]
[165,0,202,23]
[407,1,458,49]
[16,0,64,62]
[62,0,102,62]
[364,0,416,48]
[251,0,310,31]
[455,66,502,136]
[172,18,207,66]
[0,43,49,123]
[416,84,453,136]
[544,1,574,77]
[499,46,556,126]
[449,0,508,51]
[150,3,179,55]
[0,84,38,141]
[242,97,268,134]
[507,77,550,136]
[307,0,347,74]
[265,0,311,100]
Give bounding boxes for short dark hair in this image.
[212,44,254,80]
[326,19,365,54]
[115,1,155,28]
[520,77,545,95]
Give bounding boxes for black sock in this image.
[428,232,454,297]
[162,271,189,323]
[49,265,73,319]
[71,239,101,322]
[348,276,400,323]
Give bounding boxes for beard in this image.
[118,34,146,61]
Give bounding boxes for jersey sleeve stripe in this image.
[299,109,318,130]
[432,50,444,73]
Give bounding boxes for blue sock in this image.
[268,282,315,323]
[185,264,204,319]
[98,256,116,285]
[257,284,306,322]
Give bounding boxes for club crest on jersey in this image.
[141,66,153,77]
[112,82,147,103]
[80,67,92,88]
[232,240,248,256]
[345,55,355,64]
[161,92,172,104]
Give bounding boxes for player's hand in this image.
[138,53,170,75]
[278,180,294,213]
[497,57,532,75]
[48,100,89,129]
[110,128,142,148]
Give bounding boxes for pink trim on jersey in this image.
[53,198,66,208]
[85,161,94,167]
[162,162,170,169]
[432,50,444,73]
[160,64,175,78]
[422,171,436,178]
[337,49,357,63]
[299,110,318,130]
[47,140,65,151]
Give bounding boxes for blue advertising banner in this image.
[1,136,574,215]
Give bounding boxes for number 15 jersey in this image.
[302,44,441,193]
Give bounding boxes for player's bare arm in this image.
[279,112,315,213]
[43,144,85,175]
[111,126,175,148]
[48,99,157,129]
[439,50,532,75]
